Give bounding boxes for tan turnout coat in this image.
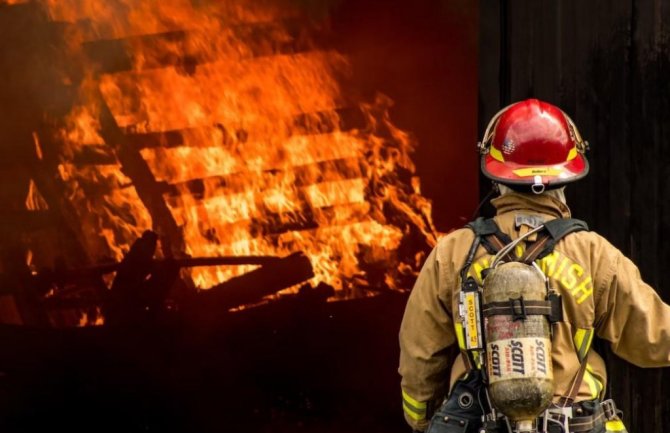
[399,192,670,431]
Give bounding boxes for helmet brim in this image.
[481,153,589,187]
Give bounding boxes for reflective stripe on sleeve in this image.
[583,366,603,400]
[401,390,426,421]
[573,328,602,399]
[573,328,595,362]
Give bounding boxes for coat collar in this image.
[490,191,572,219]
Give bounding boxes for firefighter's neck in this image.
[493,185,571,219]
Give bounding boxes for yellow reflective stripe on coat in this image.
[401,390,426,421]
[573,328,595,361]
[583,365,603,399]
[605,420,628,432]
[573,328,603,398]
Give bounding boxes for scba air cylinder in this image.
[483,262,554,423]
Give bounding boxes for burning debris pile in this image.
[7,0,438,325]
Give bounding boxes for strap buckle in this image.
[541,406,573,433]
[601,399,618,421]
[509,296,527,321]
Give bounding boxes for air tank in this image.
[483,262,554,425]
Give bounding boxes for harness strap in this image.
[482,299,553,318]
[519,234,552,263]
[466,217,513,256]
[533,218,589,260]
[484,234,516,263]
[559,328,599,407]
[558,358,590,408]
[458,217,589,375]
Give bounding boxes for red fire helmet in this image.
[478,99,589,193]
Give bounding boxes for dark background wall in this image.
[329,0,479,231]
[479,1,670,431]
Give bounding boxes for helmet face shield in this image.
[479,99,589,189]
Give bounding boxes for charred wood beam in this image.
[38,255,285,282]
[80,20,325,74]
[43,253,314,314]
[40,252,308,312]
[71,144,117,166]
[193,251,314,311]
[95,94,187,258]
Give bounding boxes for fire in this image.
[25,179,49,211]
[43,0,437,301]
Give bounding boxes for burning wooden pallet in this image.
[1,0,436,327]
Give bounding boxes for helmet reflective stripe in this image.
[567,147,578,161]
[490,145,505,162]
[512,167,563,177]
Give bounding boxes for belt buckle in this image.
[600,399,617,420]
[543,406,573,432]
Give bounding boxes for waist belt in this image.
[541,399,622,433]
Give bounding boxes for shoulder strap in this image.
[520,218,589,263]
[466,217,500,236]
[466,217,513,256]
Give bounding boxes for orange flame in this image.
[44,0,437,300]
[25,179,49,211]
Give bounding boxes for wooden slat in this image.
[169,200,371,239]
[99,50,347,130]
[162,157,363,198]
[121,108,366,150]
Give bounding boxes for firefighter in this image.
[398,99,670,433]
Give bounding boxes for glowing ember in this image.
[44,0,437,302]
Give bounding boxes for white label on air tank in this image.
[486,337,553,384]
